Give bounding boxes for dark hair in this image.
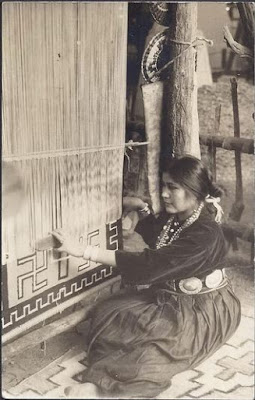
[162,155,224,200]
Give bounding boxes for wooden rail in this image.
[127,121,254,154]
[199,135,254,154]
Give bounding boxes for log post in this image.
[161,3,200,164]
[229,78,244,251]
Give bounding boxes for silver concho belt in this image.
[178,269,227,295]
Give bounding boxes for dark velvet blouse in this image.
[115,208,228,286]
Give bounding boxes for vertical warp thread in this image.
[2,3,127,260]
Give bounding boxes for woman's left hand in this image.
[50,230,83,258]
[122,196,148,218]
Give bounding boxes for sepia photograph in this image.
[1,1,254,399]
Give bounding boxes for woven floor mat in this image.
[3,315,254,399]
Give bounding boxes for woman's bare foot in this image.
[64,382,99,398]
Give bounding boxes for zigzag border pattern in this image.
[2,266,114,330]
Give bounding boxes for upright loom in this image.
[2,2,128,342]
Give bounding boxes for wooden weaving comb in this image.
[35,234,62,251]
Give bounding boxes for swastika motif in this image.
[2,265,117,333]
[17,251,48,299]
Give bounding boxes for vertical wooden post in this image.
[161,3,200,164]
[214,104,221,134]
[231,78,244,210]
[229,77,244,251]
[208,105,221,181]
[208,143,217,181]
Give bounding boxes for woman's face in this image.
[162,172,199,220]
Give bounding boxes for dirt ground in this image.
[2,75,254,393]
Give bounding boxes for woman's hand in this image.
[50,230,83,258]
[122,196,147,218]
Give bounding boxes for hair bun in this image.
[209,182,225,198]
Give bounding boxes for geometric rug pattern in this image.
[4,315,254,399]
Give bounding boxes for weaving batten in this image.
[3,142,149,162]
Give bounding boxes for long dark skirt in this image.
[80,284,241,398]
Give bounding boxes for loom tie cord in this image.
[154,35,213,78]
[124,148,131,172]
[125,140,146,171]
[3,141,150,162]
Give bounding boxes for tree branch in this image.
[223,25,253,59]
[237,3,255,51]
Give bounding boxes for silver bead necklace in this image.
[156,202,204,249]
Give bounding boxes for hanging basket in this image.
[141,29,172,84]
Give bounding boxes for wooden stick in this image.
[208,143,216,181]
[208,105,221,180]
[214,104,221,134]
[3,142,150,162]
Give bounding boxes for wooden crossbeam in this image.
[127,122,254,155]
[199,135,253,154]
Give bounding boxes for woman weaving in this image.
[52,155,241,399]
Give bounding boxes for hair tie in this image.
[205,195,224,224]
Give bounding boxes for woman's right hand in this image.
[50,230,83,258]
[122,196,147,218]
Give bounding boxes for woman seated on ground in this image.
[52,155,241,399]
